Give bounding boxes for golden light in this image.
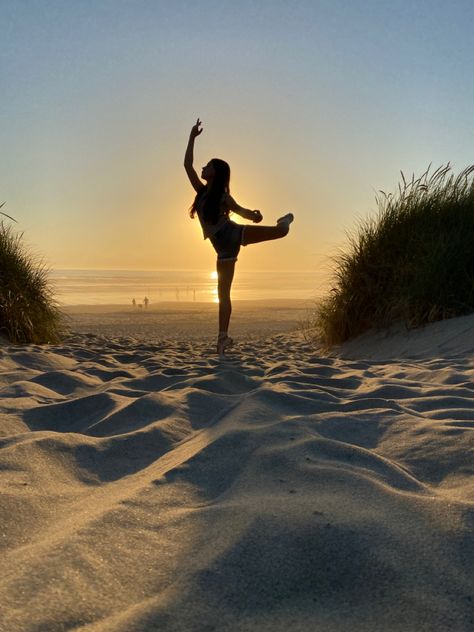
[210,271,218,280]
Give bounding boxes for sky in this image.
[2,0,474,286]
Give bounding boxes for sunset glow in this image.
[2,1,473,284]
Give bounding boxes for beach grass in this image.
[310,164,474,346]
[0,206,64,343]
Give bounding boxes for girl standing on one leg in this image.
[184,118,294,356]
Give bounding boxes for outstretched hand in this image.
[253,210,263,223]
[190,118,203,138]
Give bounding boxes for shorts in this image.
[209,220,245,262]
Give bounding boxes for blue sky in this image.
[2,0,473,279]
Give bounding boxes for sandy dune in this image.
[0,310,473,631]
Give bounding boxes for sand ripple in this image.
[0,328,473,631]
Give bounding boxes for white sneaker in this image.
[277,213,294,225]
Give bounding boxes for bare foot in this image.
[277,213,294,225]
[217,334,233,357]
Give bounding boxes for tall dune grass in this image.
[312,164,474,346]
[0,205,64,344]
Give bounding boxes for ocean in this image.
[49,269,320,306]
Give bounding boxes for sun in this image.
[210,271,218,280]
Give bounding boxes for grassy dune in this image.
[0,206,64,343]
[312,164,474,346]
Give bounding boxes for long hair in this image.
[190,158,231,225]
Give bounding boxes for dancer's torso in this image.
[196,190,231,239]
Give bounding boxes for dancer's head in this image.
[200,161,215,182]
[201,158,230,190]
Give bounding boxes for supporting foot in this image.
[217,334,233,357]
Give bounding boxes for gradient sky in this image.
[2,0,473,286]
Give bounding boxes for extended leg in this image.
[242,213,294,246]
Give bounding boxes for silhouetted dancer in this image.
[184,118,294,356]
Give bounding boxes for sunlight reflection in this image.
[210,271,218,280]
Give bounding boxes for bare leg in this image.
[242,214,293,246]
[217,259,236,334]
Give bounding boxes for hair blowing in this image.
[190,158,231,225]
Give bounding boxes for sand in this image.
[0,302,473,631]
[62,300,311,340]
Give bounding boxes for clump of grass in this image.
[0,205,64,344]
[312,164,474,346]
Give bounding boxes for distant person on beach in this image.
[132,298,136,308]
[144,296,149,309]
[184,118,294,356]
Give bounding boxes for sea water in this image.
[49,269,320,305]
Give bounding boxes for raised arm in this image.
[226,194,263,223]
[184,118,204,192]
